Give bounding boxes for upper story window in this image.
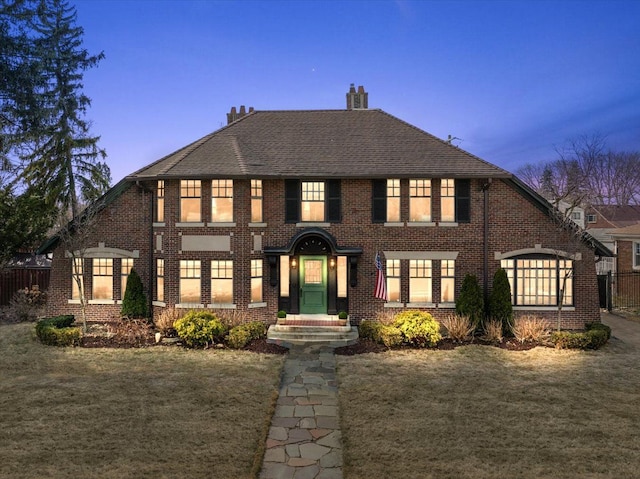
[156,180,165,222]
[211,179,233,222]
[180,180,201,222]
[302,181,325,222]
[571,211,582,220]
[285,179,341,223]
[409,179,431,222]
[501,257,573,306]
[587,214,597,223]
[387,179,401,222]
[251,179,263,223]
[441,179,455,222]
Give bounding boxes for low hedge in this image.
[226,321,267,349]
[174,311,228,348]
[35,315,81,347]
[585,322,612,339]
[551,328,609,350]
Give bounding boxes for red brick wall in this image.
[45,177,601,330]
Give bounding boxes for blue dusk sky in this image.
[73,0,640,184]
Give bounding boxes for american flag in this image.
[374,251,389,301]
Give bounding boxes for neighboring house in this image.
[606,223,640,307]
[39,85,612,329]
[585,205,640,274]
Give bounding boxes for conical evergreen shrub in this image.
[489,268,513,334]
[455,273,484,328]
[121,268,148,319]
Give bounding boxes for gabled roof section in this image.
[36,179,133,254]
[126,109,512,180]
[608,222,640,239]
[589,204,640,228]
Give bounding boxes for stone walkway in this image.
[259,343,343,479]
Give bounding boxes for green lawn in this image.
[0,323,285,479]
[337,339,640,479]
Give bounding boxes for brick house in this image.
[39,85,611,329]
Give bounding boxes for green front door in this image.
[299,256,327,314]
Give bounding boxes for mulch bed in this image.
[334,337,542,355]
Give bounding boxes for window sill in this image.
[406,302,436,308]
[88,299,116,305]
[249,222,267,228]
[514,306,576,312]
[176,303,204,309]
[176,222,205,227]
[206,222,236,227]
[407,222,436,227]
[384,222,404,227]
[153,222,166,228]
[152,301,166,307]
[438,222,458,227]
[249,302,267,309]
[384,302,405,308]
[295,222,331,227]
[437,302,456,309]
[67,299,81,304]
[207,303,237,309]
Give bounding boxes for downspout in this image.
[136,180,154,319]
[482,178,493,312]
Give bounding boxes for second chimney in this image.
[227,105,254,124]
[346,84,368,110]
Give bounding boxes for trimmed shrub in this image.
[393,310,441,347]
[359,320,383,341]
[511,315,550,343]
[456,274,484,328]
[277,310,287,319]
[174,311,228,348]
[379,325,403,348]
[226,321,267,349]
[121,269,148,319]
[35,315,81,347]
[585,322,612,339]
[488,269,513,334]
[551,329,609,350]
[441,313,474,342]
[338,311,348,320]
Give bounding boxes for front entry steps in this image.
[267,314,359,347]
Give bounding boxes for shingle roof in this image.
[590,205,640,228]
[126,109,512,180]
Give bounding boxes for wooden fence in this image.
[0,268,50,306]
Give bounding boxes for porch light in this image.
[291,258,297,268]
[329,258,336,269]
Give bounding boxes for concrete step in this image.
[266,324,359,347]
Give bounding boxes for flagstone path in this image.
[259,343,343,479]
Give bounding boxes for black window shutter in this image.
[455,179,471,223]
[372,179,387,223]
[326,180,341,223]
[285,180,300,223]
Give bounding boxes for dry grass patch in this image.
[0,323,285,479]
[337,339,639,479]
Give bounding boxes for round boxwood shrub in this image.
[226,321,267,349]
[393,310,442,347]
[121,269,148,319]
[174,311,228,348]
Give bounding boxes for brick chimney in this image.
[227,105,254,124]
[346,84,368,109]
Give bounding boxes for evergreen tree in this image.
[488,268,513,334]
[18,0,109,218]
[455,273,484,328]
[121,269,148,319]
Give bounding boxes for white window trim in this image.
[438,222,458,227]
[88,299,116,305]
[176,303,205,309]
[206,222,236,227]
[437,302,456,309]
[207,303,237,309]
[514,306,576,312]
[384,302,406,308]
[407,221,436,227]
[176,222,205,227]
[248,302,267,309]
[249,222,267,228]
[406,302,436,308]
[383,222,405,227]
[153,222,166,228]
[152,301,166,307]
[296,222,331,228]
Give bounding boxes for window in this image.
[71,258,84,300]
[337,256,348,298]
[156,180,165,222]
[251,259,263,303]
[387,179,401,222]
[180,180,201,222]
[285,180,341,223]
[441,179,455,222]
[280,256,290,297]
[156,259,164,302]
[571,211,582,220]
[387,259,401,302]
[211,260,233,304]
[501,257,573,306]
[409,259,432,303]
[251,179,263,223]
[409,179,431,222]
[441,260,455,302]
[301,181,325,222]
[211,179,233,222]
[634,243,640,269]
[587,214,597,223]
[121,258,133,299]
[92,258,113,300]
[179,260,201,303]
